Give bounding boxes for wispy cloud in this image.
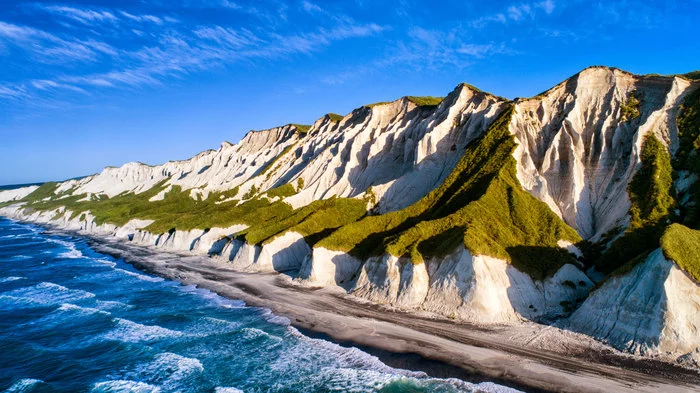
[471,0,556,28]
[0,21,116,64]
[0,1,388,107]
[37,5,118,25]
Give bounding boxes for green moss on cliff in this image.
[407,96,443,107]
[327,113,344,122]
[620,91,641,121]
[317,105,581,279]
[661,224,700,283]
[594,135,674,274]
[266,183,297,199]
[675,87,700,227]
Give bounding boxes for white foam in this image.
[5,378,44,393]
[47,238,84,259]
[4,282,96,305]
[214,388,243,393]
[178,285,245,308]
[95,300,132,311]
[285,326,425,377]
[0,276,26,283]
[122,352,204,391]
[185,317,242,337]
[103,318,183,343]
[57,303,110,317]
[241,327,283,343]
[113,268,164,282]
[260,309,291,326]
[91,380,161,393]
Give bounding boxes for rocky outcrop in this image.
[567,248,700,365]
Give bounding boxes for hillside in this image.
[1,66,699,366]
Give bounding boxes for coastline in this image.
[18,220,698,393]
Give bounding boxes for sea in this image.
[0,217,520,393]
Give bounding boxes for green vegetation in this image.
[24,182,60,203]
[238,197,367,246]
[242,185,258,200]
[620,91,641,121]
[406,96,444,107]
[674,87,700,227]
[594,135,674,274]
[266,183,297,199]
[628,136,674,228]
[682,71,700,81]
[318,105,581,280]
[661,224,700,283]
[327,113,344,122]
[292,124,311,134]
[296,177,304,191]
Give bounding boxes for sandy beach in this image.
[29,227,693,393]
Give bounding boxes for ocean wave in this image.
[120,352,204,392]
[283,326,426,378]
[5,378,45,393]
[113,268,164,283]
[47,237,84,259]
[91,380,162,393]
[4,282,96,305]
[214,388,243,393]
[103,318,183,343]
[0,276,26,283]
[184,317,242,337]
[0,295,44,309]
[95,300,132,311]
[57,303,111,317]
[260,309,291,326]
[178,285,245,309]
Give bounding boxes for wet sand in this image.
[45,228,700,392]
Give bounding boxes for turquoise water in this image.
[0,218,519,393]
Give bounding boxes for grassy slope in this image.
[595,84,699,279]
[318,105,581,280]
[594,135,674,274]
[661,224,700,283]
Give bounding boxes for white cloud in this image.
[471,1,556,27]
[40,5,118,25]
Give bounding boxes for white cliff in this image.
[567,248,700,365]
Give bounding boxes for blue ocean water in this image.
[0,218,519,393]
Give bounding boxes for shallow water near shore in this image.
[0,218,521,393]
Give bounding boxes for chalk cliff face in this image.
[1,66,699,366]
[511,67,693,240]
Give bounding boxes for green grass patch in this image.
[266,183,297,199]
[406,96,444,107]
[682,71,700,81]
[675,87,700,227]
[317,105,581,280]
[620,91,641,121]
[238,197,367,246]
[292,124,311,134]
[594,135,674,274]
[327,113,344,122]
[661,223,700,283]
[23,182,60,203]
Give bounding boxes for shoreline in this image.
[20,222,697,393]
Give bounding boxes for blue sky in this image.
[0,0,698,184]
